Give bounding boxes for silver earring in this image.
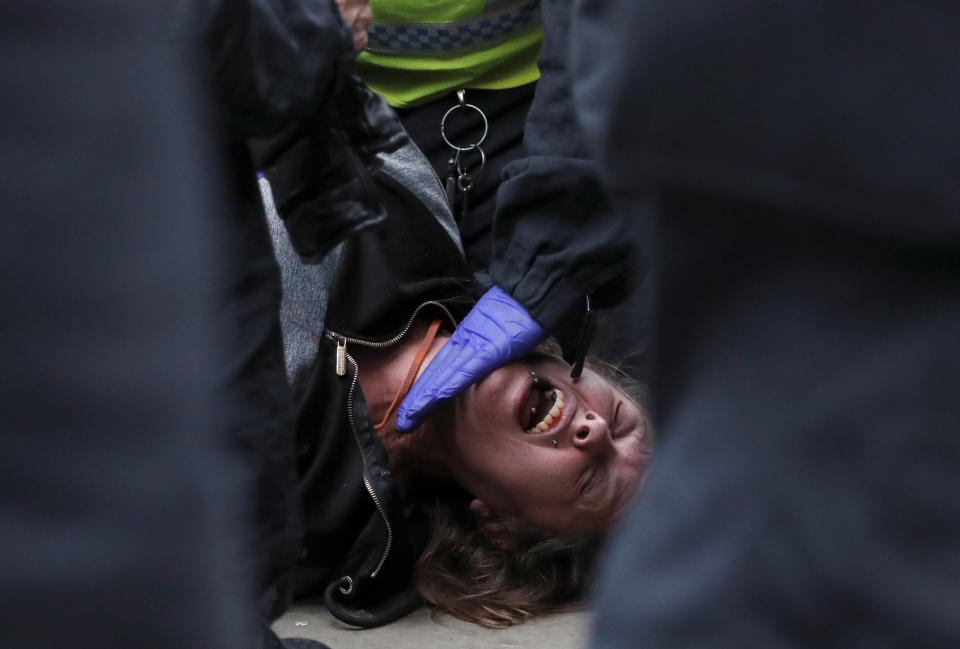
[552,439,558,448]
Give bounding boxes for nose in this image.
[571,410,610,450]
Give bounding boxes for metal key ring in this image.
[441,102,489,152]
[455,145,487,180]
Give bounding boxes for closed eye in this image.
[611,400,626,438]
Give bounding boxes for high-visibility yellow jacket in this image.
[356,0,542,108]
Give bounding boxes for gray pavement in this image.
[274,602,591,649]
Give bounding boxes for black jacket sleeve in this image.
[174,0,354,136]
[490,0,630,354]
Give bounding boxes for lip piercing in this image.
[552,439,558,448]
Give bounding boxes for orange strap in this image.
[373,319,443,431]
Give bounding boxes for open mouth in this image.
[519,379,566,434]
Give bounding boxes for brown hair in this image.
[415,342,648,627]
[415,495,602,627]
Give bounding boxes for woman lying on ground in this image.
[262,132,651,629]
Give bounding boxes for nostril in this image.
[576,428,589,440]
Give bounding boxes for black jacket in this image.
[178,0,404,263]
[175,1,417,632]
[267,141,473,627]
[490,0,633,358]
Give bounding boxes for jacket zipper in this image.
[327,301,457,579]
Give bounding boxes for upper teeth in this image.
[526,389,565,434]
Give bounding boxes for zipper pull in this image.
[336,337,347,376]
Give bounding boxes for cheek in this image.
[460,380,520,436]
[622,435,646,468]
[616,442,649,497]
[510,454,580,509]
[491,448,557,493]
[454,422,530,487]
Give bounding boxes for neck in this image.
[354,323,455,478]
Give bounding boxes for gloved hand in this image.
[395,286,547,432]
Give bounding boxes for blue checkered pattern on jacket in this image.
[367,0,540,54]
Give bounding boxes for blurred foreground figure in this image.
[175,2,403,644]
[573,2,960,647]
[1,2,253,648]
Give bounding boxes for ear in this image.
[469,498,518,550]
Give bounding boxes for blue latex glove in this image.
[395,285,547,432]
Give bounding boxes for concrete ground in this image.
[274,601,591,649]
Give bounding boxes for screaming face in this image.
[445,355,652,535]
